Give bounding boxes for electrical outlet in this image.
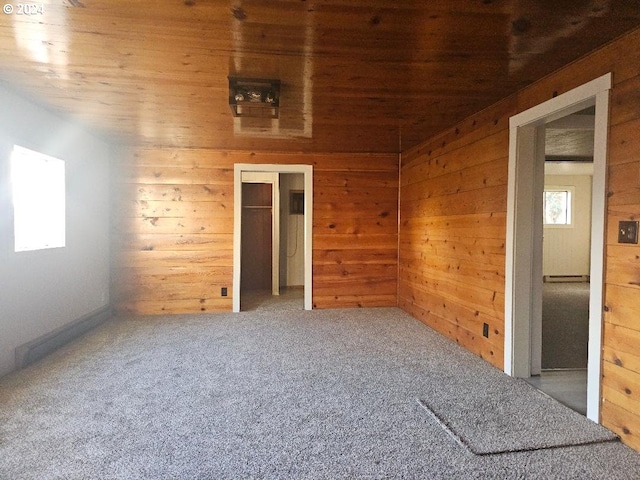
[221,287,228,297]
[618,221,639,244]
[483,323,489,338]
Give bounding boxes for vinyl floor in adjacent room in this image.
[526,370,588,416]
[1,306,639,479]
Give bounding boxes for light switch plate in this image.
[618,221,639,244]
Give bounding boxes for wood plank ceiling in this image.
[1,0,640,153]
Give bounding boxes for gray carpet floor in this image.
[542,282,590,369]
[1,307,640,479]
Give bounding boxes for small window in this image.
[10,145,65,252]
[543,187,573,227]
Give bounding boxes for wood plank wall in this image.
[399,27,640,450]
[112,149,398,314]
[399,101,512,368]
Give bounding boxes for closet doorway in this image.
[233,164,313,312]
[241,179,276,294]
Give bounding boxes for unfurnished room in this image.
[2,1,640,478]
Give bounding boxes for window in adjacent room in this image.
[10,145,65,252]
[543,186,573,227]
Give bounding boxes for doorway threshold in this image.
[241,288,304,312]
[525,369,587,415]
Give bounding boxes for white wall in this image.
[0,85,113,376]
[279,174,305,287]
[543,169,593,277]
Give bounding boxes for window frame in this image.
[10,145,66,252]
[543,185,575,229]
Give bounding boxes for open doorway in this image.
[505,73,611,422]
[238,172,307,312]
[240,178,277,307]
[276,173,306,310]
[527,110,595,415]
[233,164,313,312]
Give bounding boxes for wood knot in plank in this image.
[232,7,247,20]
[512,17,531,35]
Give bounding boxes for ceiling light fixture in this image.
[228,77,280,118]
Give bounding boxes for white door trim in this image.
[233,164,313,312]
[505,73,611,422]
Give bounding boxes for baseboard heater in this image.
[543,275,590,283]
[15,305,113,369]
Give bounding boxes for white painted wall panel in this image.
[543,174,592,277]
[279,174,305,287]
[0,85,113,377]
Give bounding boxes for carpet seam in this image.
[416,398,475,454]
[470,437,621,456]
[416,397,620,456]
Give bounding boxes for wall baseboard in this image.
[15,305,113,369]
[543,275,590,283]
